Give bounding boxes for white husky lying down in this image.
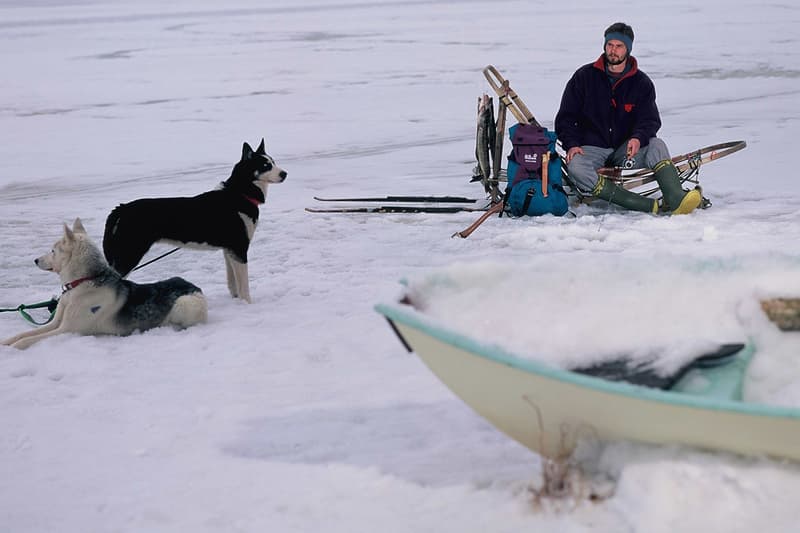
[2,219,207,350]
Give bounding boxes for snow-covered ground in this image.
[1,1,799,531]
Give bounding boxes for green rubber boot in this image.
[653,159,702,215]
[592,176,658,213]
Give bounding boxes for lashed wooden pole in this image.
[451,201,505,239]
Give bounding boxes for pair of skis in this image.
[306,195,490,214]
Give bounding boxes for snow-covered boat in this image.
[375,301,800,462]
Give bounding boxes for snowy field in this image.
[1,1,799,531]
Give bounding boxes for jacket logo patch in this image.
[624,103,635,113]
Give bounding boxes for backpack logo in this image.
[624,103,635,112]
[523,153,538,164]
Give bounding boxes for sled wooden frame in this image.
[483,65,541,127]
[593,140,747,198]
[482,64,747,202]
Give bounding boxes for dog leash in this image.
[0,298,59,325]
[131,247,180,272]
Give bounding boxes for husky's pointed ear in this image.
[63,223,75,242]
[241,142,254,160]
[256,138,266,155]
[72,218,87,234]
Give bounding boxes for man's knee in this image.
[567,159,599,192]
[645,138,670,163]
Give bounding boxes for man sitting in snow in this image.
[555,22,702,215]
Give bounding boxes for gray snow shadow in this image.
[666,65,800,80]
[0,2,460,30]
[16,90,290,118]
[222,401,538,488]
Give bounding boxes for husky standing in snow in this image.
[102,139,287,303]
[2,219,207,350]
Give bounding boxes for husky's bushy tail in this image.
[103,203,155,277]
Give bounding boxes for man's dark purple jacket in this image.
[555,54,662,152]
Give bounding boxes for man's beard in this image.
[606,52,627,66]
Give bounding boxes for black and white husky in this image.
[2,219,207,350]
[102,139,287,303]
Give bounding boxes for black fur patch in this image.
[115,276,202,331]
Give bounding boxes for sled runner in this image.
[376,299,800,463]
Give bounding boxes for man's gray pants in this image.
[565,137,671,193]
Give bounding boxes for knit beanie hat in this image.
[604,22,634,54]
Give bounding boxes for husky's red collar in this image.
[62,275,96,293]
[243,194,263,206]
